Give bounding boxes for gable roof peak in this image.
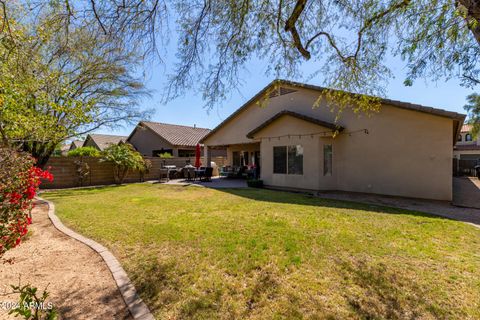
[246,110,343,139]
[132,121,211,147]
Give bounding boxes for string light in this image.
[257,129,369,141]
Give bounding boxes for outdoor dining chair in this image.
[201,167,213,182]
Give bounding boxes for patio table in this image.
[162,165,177,182]
[194,169,206,181]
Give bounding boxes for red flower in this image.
[8,192,22,204]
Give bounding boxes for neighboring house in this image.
[69,140,84,151]
[454,124,480,161]
[83,134,127,151]
[127,121,226,157]
[201,79,464,201]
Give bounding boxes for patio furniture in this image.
[195,168,206,181]
[184,166,195,181]
[201,167,213,182]
[161,165,177,182]
[159,168,169,182]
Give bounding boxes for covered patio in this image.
[204,142,260,179]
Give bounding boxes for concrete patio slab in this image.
[453,177,480,209]
[161,176,248,188]
[317,191,480,228]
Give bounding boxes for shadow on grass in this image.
[337,257,451,319]
[42,183,460,224]
[215,187,454,222]
[40,184,130,199]
[126,256,182,314]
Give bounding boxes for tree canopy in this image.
[464,94,480,137]
[0,2,151,166]
[3,0,480,142]
[4,0,479,109]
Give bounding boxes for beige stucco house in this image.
[201,80,465,201]
[83,134,127,151]
[127,121,226,157]
[68,140,84,151]
[454,124,480,161]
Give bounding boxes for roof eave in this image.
[201,79,466,144]
[246,110,344,139]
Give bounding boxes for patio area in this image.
[161,176,248,188]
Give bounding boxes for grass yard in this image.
[44,184,480,319]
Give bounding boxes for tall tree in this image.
[0,3,151,166]
[6,0,480,109]
[464,93,480,137]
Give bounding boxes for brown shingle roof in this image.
[71,140,84,149]
[201,79,466,143]
[135,121,211,147]
[246,110,344,139]
[87,134,127,151]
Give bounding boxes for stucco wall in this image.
[128,127,178,156]
[253,115,336,190]
[205,87,455,200]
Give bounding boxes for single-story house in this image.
[127,121,226,157]
[68,140,84,151]
[83,134,127,151]
[454,124,480,161]
[201,79,465,201]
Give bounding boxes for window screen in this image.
[273,146,287,174]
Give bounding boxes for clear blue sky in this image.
[95,43,476,137]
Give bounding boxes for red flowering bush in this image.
[0,148,53,257]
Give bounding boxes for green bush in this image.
[159,152,173,158]
[101,143,146,184]
[67,146,100,157]
[247,179,263,188]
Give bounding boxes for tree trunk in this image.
[458,0,480,45]
[119,166,128,184]
[21,141,57,169]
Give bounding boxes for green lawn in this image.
[44,184,480,319]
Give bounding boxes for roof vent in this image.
[268,87,297,98]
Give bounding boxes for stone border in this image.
[37,197,155,320]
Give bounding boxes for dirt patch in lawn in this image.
[0,201,131,320]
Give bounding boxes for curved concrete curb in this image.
[37,197,155,320]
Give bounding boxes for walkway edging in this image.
[37,197,155,320]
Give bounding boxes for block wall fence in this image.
[41,156,226,189]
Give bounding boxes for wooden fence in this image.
[41,156,227,189]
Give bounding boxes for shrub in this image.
[247,179,264,188]
[10,283,58,320]
[0,148,53,257]
[139,159,152,182]
[101,143,146,184]
[159,152,173,158]
[67,146,100,157]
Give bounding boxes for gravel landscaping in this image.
[0,201,131,320]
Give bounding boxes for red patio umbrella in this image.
[195,143,202,168]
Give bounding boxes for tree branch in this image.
[284,0,311,59]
